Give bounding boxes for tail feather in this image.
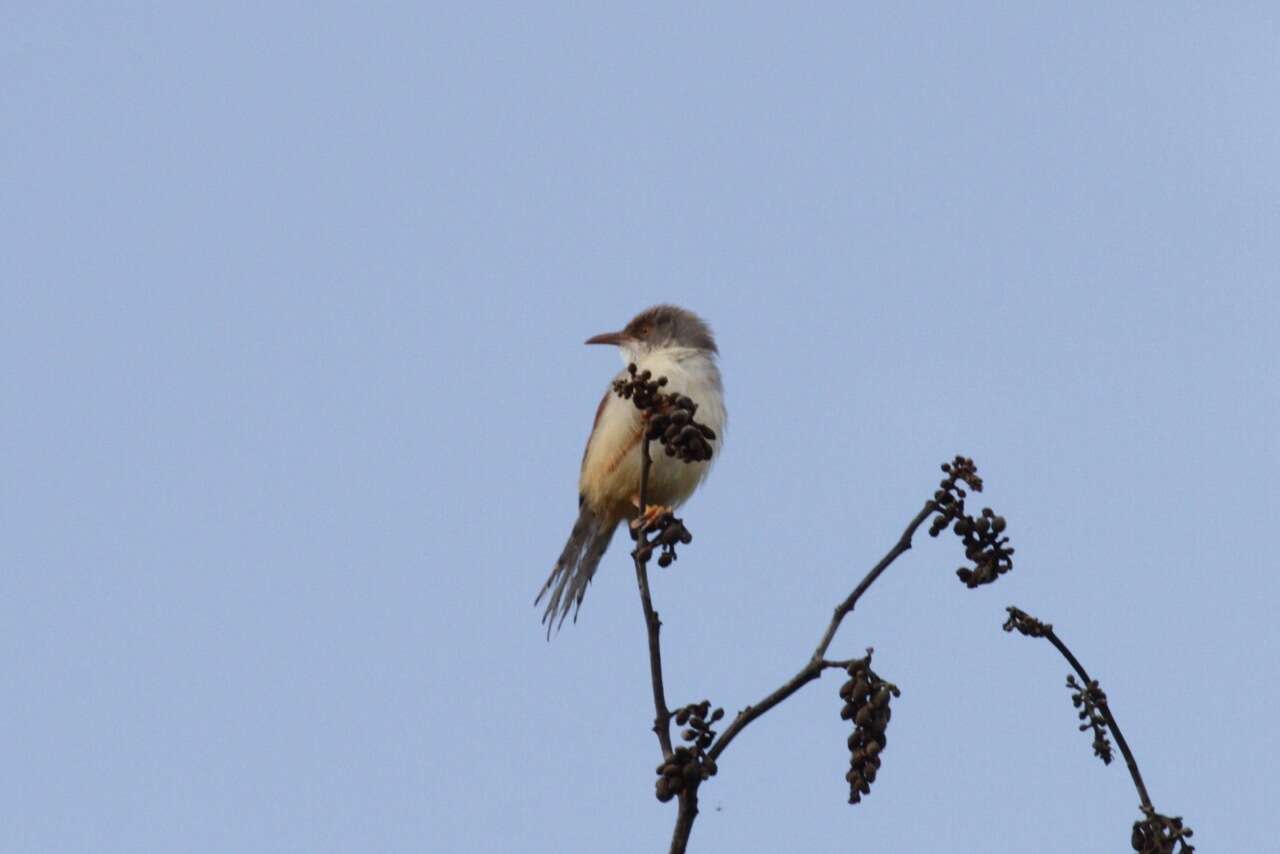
[536,504,617,636]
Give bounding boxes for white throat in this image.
[620,343,713,368]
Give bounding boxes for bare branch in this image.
[633,437,674,757]
[619,438,1035,851]
[668,788,698,854]
[708,500,936,763]
[613,364,720,854]
[1003,607,1152,808]
[812,501,938,663]
[1004,607,1194,853]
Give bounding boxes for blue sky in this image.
[3,4,1276,852]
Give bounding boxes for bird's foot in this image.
[630,503,674,533]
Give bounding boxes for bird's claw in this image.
[630,503,673,532]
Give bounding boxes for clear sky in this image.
[3,4,1276,852]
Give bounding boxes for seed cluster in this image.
[1002,606,1050,638]
[613,363,717,463]
[646,397,715,463]
[1067,674,1114,765]
[1131,807,1195,853]
[632,509,693,568]
[612,363,668,409]
[839,650,899,805]
[928,456,1014,588]
[654,701,723,802]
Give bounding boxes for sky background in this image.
[3,3,1277,852]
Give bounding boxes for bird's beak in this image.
[584,330,629,346]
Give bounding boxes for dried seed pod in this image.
[840,650,899,807]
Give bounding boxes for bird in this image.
[536,305,726,633]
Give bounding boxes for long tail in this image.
[536,504,618,636]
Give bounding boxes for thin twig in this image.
[1005,607,1193,851]
[1039,620,1153,810]
[708,500,937,762]
[634,437,674,758]
[812,501,938,663]
[819,659,859,671]
[634,437,695,854]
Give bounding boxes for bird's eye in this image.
[638,325,651,337]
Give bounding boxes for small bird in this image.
[537,305,726,633]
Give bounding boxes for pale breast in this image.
[579,349,725,516]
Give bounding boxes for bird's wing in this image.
[577,375,646,512]
[581,387,612,471]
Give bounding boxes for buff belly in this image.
[578,350,725,520]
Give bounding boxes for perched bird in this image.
[537,305,726,633]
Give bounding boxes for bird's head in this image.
[585,305,717,360]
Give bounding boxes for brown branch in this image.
[614,367,718,854]
[812,501,938,662]
[669,788,698,854]
[1004,607,1153,810]
[634,437,700,854]
[707,500,936,763]
[634,437,674,758]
